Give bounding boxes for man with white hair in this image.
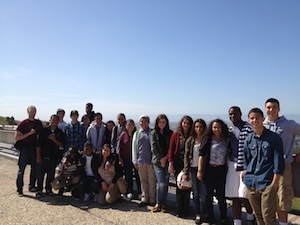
[15,106,43,195]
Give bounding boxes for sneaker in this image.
[126,193,133,201]
[84,193,90,202]
[94,194,98,202]
[36,192,42,198]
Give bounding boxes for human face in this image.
[83,116,90,126]
[50,116,59,127]
[95,115,102,125]
[102,146,111,158]
[228,108,242,125]
[86,105,92,113]
[125,121,134,133]
[57,111,65,120]
[194,122,205,136]
[140,118,149,130]
[265,102,280,121]
[27,107,36,119]
[212,122,222,138]
[181,119,191,133]
[248,112,264,130]
[117,115,126,126]
[84,145,93,156]
[158,118,167,131]
[107,122,114,132]
[70,114,79,123]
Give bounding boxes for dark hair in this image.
[70,110,79,116]
[84,141,93,148]
[56,108,65,114]
[106,120,115,126]
[177,115,193,138]
[248,108,264,118]
[125,119,136,133]
[50,114,59,120]
[229,106,241,113]
[117,113,126,118]
[190,119,207,138]
[154,114,170,134]
[86,103,93,108]
[265,98,280,107]
[95,112,103,119]
[204,119,229,141]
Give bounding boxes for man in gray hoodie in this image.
[263,98,300,225]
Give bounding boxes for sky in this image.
[1,0,300,123]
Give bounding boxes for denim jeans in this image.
[154,165,169,206]
[190,167,206,216]
[36,158,57,192]
[16,147,37,192]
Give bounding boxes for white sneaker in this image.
[126,193,133,201]
[94,194,98,202]
[84,193,90,201]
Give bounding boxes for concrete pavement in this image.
[0,142,299,225]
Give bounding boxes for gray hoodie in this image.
[264,116,300,163]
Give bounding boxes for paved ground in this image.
[0,142,299,225]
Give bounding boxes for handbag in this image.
[176,170,192,190]
[116,177,127,194]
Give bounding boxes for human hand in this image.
[197,171,203,181]
[108,183,115,191]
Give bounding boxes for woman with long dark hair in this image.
[168,115,193,218]
[184,119,207,224]
[197,119,230,225]
[150,114,173,212]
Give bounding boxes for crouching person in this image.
[98,144,125,205]
[51,146,82,199]
[78,141,101,202]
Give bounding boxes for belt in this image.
[209,164,224,167]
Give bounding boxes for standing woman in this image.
[184,119,207,224]
[117,119,142,201]
[197,119,230,225]
[150,114,173,213]
[168,115,193,218]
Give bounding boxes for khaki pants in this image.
[247,185,277,225]
[98,183,120,205]
[138,164,156,204]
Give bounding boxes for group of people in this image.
[14,99,300,225]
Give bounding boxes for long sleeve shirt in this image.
[243,128,285,191]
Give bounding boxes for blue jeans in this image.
[16,147,37,192]
[190,167,206,217]
[154,165,169,206]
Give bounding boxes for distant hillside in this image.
[0,116,19,126]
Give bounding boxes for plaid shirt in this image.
[65,121,86,151]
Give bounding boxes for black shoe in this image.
[36,192,42,198]
[28,187,36,192]
[195,216,202,224]
[138,201,147,207]
[46,190,53,195]
[247,219,257,225]
[17,190,23,196]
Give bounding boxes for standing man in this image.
[57,108,67,132]
[132,115,156,207]
[15,105,43,195]
[81,103,96,124]
[86,112,107,153]
[65,110,86,152]
[243,108,285,225]
[264,98,300,225]
[225,106,255,225]
[36,114,65,197]
[111,113,126,154]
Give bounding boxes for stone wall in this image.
[0,130,15,144]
